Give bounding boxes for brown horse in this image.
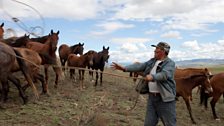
[2,34,30,47]
[199,72,224,120]
[30,30,59,44]
[175,68,213,124]
[0,23,4,40]
[67,50,95,89]
[26,32,62,93]
[59,43,84,70]
[0,42,38,104]
[12,47,47,94]
[88,46,110,87]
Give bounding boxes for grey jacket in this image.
[125,57,176,102]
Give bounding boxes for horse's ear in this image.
[51,29,53,34]
[57,30,60,35]
[81,43,84,46]
[79,42,81,45]
[1,23,4,27]
[103,46,105,50]
[107,47,109,50]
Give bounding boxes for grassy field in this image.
[0,65,224,126]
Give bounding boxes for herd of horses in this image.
[0,23,110,101]
[1,22,224,124]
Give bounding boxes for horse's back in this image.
[67,54,80,66]
[59,44,70,57]
[175,68,210,78]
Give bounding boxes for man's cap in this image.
[151,42,170,53]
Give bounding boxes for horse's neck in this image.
[189,76,206,88]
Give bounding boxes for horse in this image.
[0,23,4,40]
[2,34,30,47]
[26,32,62,93]
[30,30,59,44]
[0,42,38,104]
[12,47,47,94]
[67,50,95,89]
[88,46,110,87]
[175,68,213,124]
[199,72,224,120]
[58,43,84,71]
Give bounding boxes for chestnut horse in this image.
[88,46,110,87]
[0,23,4,40]
[0,42,38,104]
[175,68,213,124]
[199,72,224,120]
[26,31,62,93]
[67,50,95,89]
[13,47,47,94]
[59,43,84,71]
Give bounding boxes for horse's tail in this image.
[13,48,39,99]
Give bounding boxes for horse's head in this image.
[13,34,30,47]
[73,43,84,55]
[102,46,110,63]
[203,68,213,93]
[0,23,4,39]
[46,30,59,52]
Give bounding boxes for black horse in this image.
[88,46,109,87]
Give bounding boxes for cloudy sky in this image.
[1,0,224,64]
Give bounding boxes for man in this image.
[111,42,176,126]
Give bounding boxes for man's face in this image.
[154,47,165,60]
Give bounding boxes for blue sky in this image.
[1,0,224,64]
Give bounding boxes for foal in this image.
[175,71,212,124]
[67,50,95,89]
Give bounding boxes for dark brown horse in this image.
[175,68,213,124]
[13,47,47,94]
[2,34,30,47]
[199,72,224,120]
[67,50,95,89]
[0,23,4,40]
[0,42,38,104]
[59,43,84,70]
[26,32,62,93]
[30,30,59,44]
[88,46,110,87]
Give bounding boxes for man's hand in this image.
[110,62,126,71]
[145,74,153,81]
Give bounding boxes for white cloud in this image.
[145,30,158,35]
[111,37,150,44]
[160,31,182,39]
[182,40,200,50]
[90,21,134,36]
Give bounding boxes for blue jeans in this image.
[144,94,176,126]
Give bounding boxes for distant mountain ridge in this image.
[175,58,224,67]
[108,59,224,67]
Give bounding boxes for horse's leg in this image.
[183,97,196,124]
[94,71,99,87]
[78,70,82,89]
[53,66,59,88]
[82,70,85,88]
[44,65,49,94]
[210,93,222,120]
[100,71,103,86]
[8,75,28,104]
[0,78,9,103]
[35,73,47,94]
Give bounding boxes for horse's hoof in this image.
[215,118,220,121]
